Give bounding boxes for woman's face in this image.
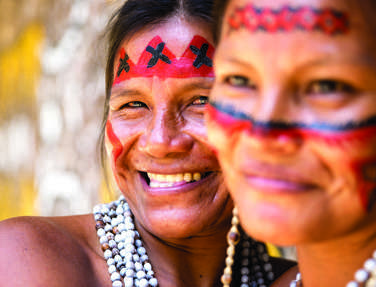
[106,18,232,239]
[207,0,376,245]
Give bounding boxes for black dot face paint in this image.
[207,101,376,212]
[226,4,349,35]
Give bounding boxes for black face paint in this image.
[146,42,172,68]
[117,53,130,77]
[190,43,213,68]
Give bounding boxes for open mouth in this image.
[140,171,213,188]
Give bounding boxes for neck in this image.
[137,221,228,287]
[295,220,376,287]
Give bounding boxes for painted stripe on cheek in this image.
[106,121,123,165]
[207,102,376,211]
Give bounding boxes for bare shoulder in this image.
[0,214,106,287]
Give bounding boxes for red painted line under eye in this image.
[206,104,376,212]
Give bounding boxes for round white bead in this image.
[137,270,146,279]
[137,247,146,256]
[101,206,110,213]
[107,258,115,266]
[141,255,149,262]
[104,249,113,260]
[118,242,125,250]
[112,280,123,287]
[97,228,105,237]
[126,269,135,277]
[144,262,152,272]
[114,255,122,263]
[93,205,101,214]
[124,277,133,287]
[108,265,117,274]
[100,236,109,244]
[135,262,143,271]
[111,272,121,281]
[149,278,158,286]
[126,261,135,269]
[346,281,359,287]
[118,223,126,232]
[355,269,369,282]
[133,254,140,262]
[119,267,127,277]
[105,224,113,232]
[135,239,142,247]
[365,259,376,272]
[125,243,135,253]
[109,240,117,248]
[139,278,148,287]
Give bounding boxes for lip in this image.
[139,171,217,196]
[238,162,320,194]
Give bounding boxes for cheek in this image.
[206,105,241,160]
[307,131,376,212]
[105,120,124,169]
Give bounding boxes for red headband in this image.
[113,35,214,85]
[227,5,349,35]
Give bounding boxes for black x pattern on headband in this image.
[146,42,171,68]
[190,43,213,68]
[117,53,130,77]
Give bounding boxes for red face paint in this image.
[227,4,349,35]
[207,102,376,211]
[106,120,123,165]
[113,35,214,85]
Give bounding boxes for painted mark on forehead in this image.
[227,4,349,35]
[113,35,214,85]
[207,101,376,211]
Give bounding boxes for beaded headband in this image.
[227,4,349,35]
[113,35,214,85]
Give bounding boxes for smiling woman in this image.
[208,0,376,286]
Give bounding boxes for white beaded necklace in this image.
[93,196,158,287]
[290,250,376,287]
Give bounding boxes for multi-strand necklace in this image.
[94,198,274,287]
[93,196,158,287]
[290,250,376,287]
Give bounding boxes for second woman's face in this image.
[207,0,376,245]
[106,18,232,239]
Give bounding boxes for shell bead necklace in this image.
[93,196,158,287]
[290,250,376,287]
[222,207,275,287]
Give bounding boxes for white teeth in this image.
[147,172,205,188]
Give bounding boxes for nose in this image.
[138,108,193,158]
[245,86,303,156]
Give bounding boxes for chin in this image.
[236,201,306,246]
[139,209,210,239]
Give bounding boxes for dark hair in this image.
[99,0,214,182]
[212,0,230,44]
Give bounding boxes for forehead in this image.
[118,17,212,63]
[219,0,376,67]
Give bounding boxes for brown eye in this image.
[224,75,256,88]
[306,80,355,95]
[119,101,147,109]
[191,96,208,106]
